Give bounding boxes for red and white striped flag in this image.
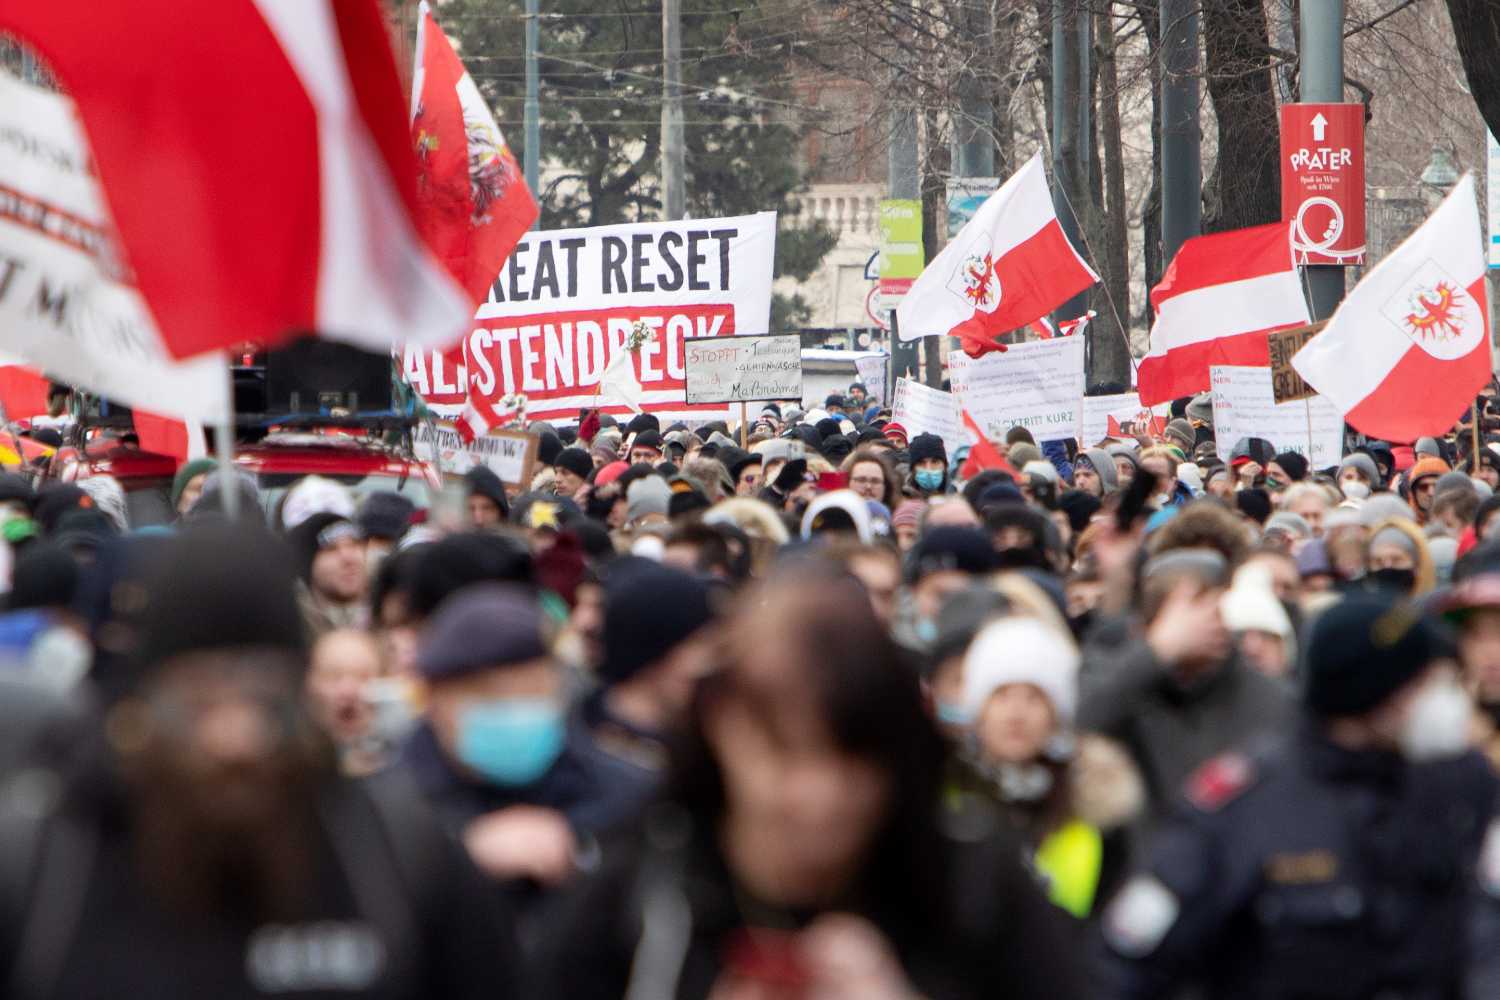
[0,0,472,360]
[411,2,539,441]
[1031,311,1095,340]
[1135,223,1310,406]
[959,409,1018,481]
[896,153,1098,359]
[1293,174,1489,442]
[412,2,537,305]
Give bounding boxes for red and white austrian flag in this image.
[1293,173,1489,442]
[896,152,1098,358]
[0,0,473,360]
[1135,222,1310,406]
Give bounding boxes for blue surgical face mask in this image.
[456,698,565,787]
[935,700,972,726]
[915,617,938,645]
[914,469,944,492]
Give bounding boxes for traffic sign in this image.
[1279,102,1365,265]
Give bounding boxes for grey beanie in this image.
[625,475,672,522]
[1078,448,1119,493]
[1435,470,1476,498]
[1186,393,1214,424]
[1338,453,1380,486]
[1415,437,1442,457]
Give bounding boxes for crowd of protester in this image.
[2,380,1500,997]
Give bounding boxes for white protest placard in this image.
[684,334,802,404]
[402,212,777,424]
[0,73,227,422]
[891,377,963,454]
[854,353,889,405]
[413,422,538,487]
[1210,365,1344,467]
[1078,393,1170,445]
[948,337,1085,442]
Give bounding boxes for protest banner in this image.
[1266,322,1325,404]
[854,353,889,405]
[1078,394,1171,445]
[403,212,776,424]
[413,421,537,486]
[684,334,802,404]
[948,337,1085,442]
[0,73,226,422]
[892,377,963,454]
[1210,365,1343,466]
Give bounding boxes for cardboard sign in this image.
[892,377,963,455]
[413,422,538,487]
[403,211,776,424]
[683,334,802,404]
[1210,365,1343,468]
[948,337,1086,442]
[1280,103,1366,265]
[854,353,889,405]
[1266,322,1326,404]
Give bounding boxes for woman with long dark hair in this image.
[528,563,1085,999]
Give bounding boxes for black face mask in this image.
[1367,567,1416,593]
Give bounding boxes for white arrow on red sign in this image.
[1310,112,1328,142]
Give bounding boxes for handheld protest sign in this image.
[683,334,803,405]
[414,422,537,489]
[1267,322,1326,404]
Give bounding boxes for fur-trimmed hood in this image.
[1069,734,1145,831]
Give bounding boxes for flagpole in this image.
[1474,402,1482,475]
[215,359,239,520]
[1304,397,1314,466]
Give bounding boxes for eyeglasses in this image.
[849,476,884,488]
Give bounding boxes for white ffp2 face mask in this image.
[1399,677,1473,763]
[1341,480,1371,500]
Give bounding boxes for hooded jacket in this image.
[1078,448,1119,494]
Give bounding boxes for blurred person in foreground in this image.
[1100,592,1498,999]
[529,563,1086,999]
[0,525,511,998]
[1079,549,1292,824]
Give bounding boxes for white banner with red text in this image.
[404,212,776,425]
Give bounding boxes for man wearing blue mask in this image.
[402,582,608,892]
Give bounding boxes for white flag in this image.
[0,73,226,421]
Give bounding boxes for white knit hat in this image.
[962,617,1080,726]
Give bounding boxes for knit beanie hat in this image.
[1272,451,1309,482]
[962,617,1079,726]
[554,447,594,480]
[1164,419,1195,451]
[1057,489,1102,534]
[134,523,307,678]
[1338,453,1380,486]
[535,426,564,467]
[1007,442,1041,469]
[906,526,999,584]
[286,512,360,582]
[625,475,671,522]
[281,475,356,531]
[907,433,947,466]
[599,560,717,684]
[1303,593,1449,717]
[170,458,217,511]
[357,491,416,542]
